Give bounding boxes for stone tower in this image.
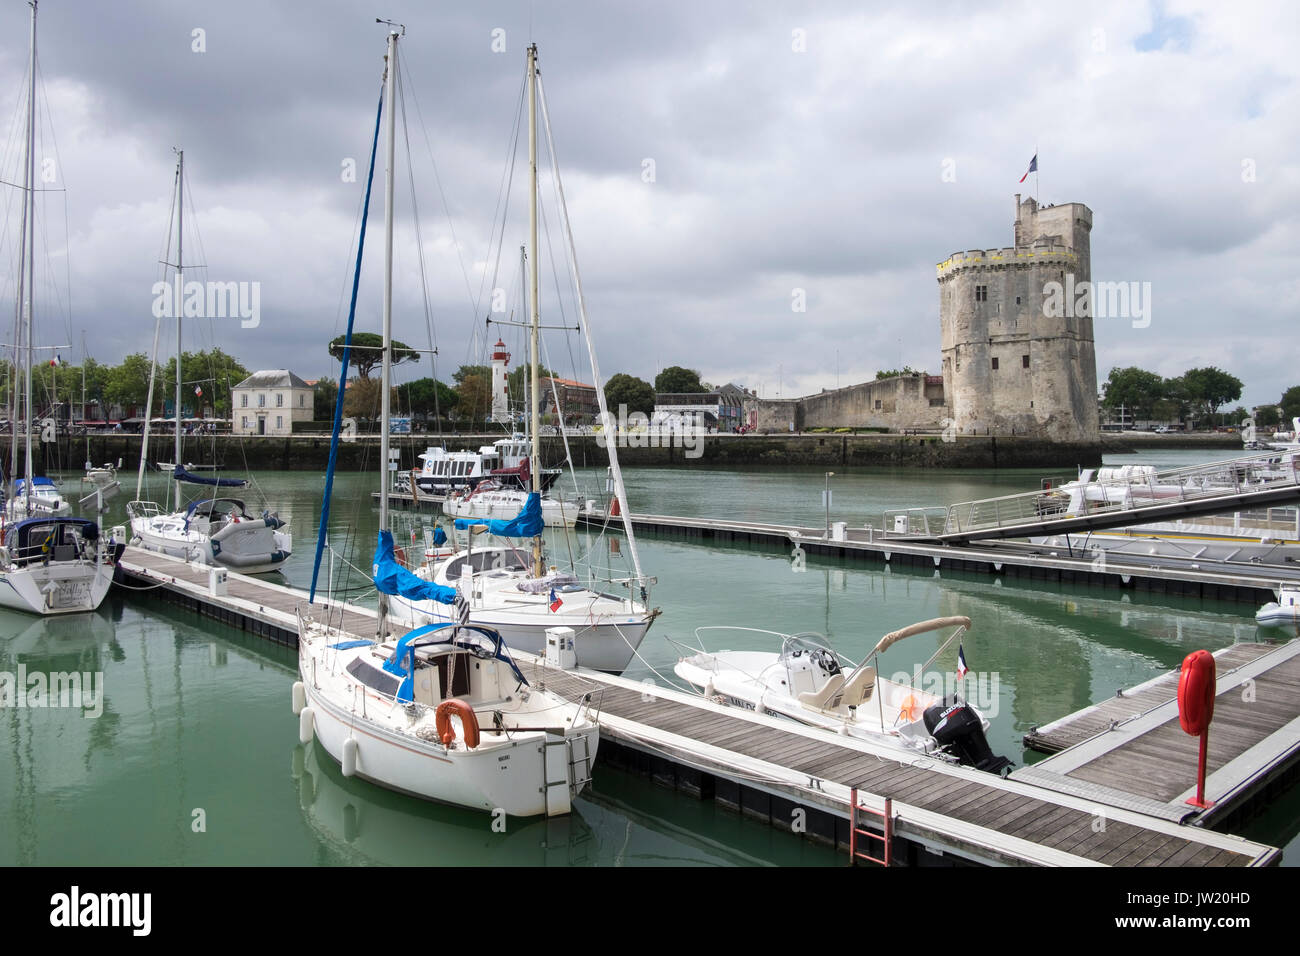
[936,196,1099,441]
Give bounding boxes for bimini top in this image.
[185,498,247,520]
[381,622,527,702]
[14,477,57,492]
[3,516,98,551]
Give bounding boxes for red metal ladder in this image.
[849,788,893,867]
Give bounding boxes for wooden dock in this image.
[1017,639,1300,830]
[113,546,1284,867]
[570,509,1300,605]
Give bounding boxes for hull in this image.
[0,561,113,615]
[130,516,290,575]
[442,492,579,528]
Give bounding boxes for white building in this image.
[232,370,313,436]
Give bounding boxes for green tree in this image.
[1254,405,1280,428]
[314,378,339,420]
[655,366,706,393]
[453,370,492,421]
[1180,366,1243,423]
[1280,386,1300,424]
[398,377,458,420]
[604,373,656,418]
[104,353,155,414]
[875,366,920,380]
[508,363,554,402]
[1101,367,1165,420]
[328,333,419,380]
[161,348,250,417]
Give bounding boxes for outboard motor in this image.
[923,695,1013,775]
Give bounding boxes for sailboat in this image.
[393,44,658,673]
[0,1,113,615]
[125,152,291,574]
[296,26,599,817]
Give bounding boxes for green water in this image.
[2,446,1295,866]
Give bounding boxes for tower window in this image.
[975,285,988,302]
[1022,354,1030,368]
[991,357,999,371]
[1015,296,1021,305]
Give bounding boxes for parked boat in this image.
[414,436,559,497]
[442,479,581,529]
[298,27,598,818]
[1256,584,1300,627]
[674,617,1013,774]
[125,153,290,574]
[0,3,113,615]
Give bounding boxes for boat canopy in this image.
[381,621,528,701]
[173,464,249,487]
[14,477,57,492]
[453,491,544,537]
[373,529,458,604]
[185,498,247,519]
[3,516,98,552]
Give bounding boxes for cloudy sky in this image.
[0,0,1296,410]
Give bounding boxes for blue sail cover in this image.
[173,465,249,488]
[373,530,458,605]
[453,491,544,537]
[432,525,447,546]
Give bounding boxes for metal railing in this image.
[891,450,1300,538]
[849,789,893,867]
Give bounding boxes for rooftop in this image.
[234,369,311,390]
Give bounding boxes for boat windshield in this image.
[779,634,843,673]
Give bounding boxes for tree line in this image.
[1100,365,1298,426]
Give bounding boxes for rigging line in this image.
[476,69,527,323]
[33,55,73,352]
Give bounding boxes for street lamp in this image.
[823,471,835,538]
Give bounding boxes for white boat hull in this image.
[130,516,290,575]
[0,560,113,615]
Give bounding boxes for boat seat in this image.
[797,673,845,711]
[842,665,877,707]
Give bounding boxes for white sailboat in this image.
[0,1,113,615]
[125,152,291,574]
[297,26,599,817]
[394,45,658,672]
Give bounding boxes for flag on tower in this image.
[1018,153,1038,183]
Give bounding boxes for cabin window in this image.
[345,658,402,697]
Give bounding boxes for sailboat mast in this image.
[527,43,542,576]
[21,0,37,509]
[378,27,398,632]
[174,150,184,510]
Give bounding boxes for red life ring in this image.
[1177,649,1216,735]
[435,699,480,749]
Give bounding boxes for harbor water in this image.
[3,446,1298,865]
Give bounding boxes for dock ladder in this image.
[848,789,893,867]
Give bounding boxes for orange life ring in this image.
[898,694,920,723]
[435,699,480,749]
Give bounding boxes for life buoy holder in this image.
[435,699,480,749]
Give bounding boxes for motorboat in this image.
[674,616,1012,774]
[128,492,291,573]
[414,436,559,497]
[5,476,71,518]
[1256,584,1300,627]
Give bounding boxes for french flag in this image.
[549,588,563,613]
[49,354,61,367]
[1018,153,1037,183]
[957,644,970,679]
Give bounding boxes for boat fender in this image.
[342,737,358,777]
[299,706,315,744]
[898,695,920,722]
[435,699,480,749]
[292,681,306,716]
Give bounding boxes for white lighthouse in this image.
[491,338,511,422]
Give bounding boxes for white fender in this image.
[342,737,358,777]
[298,706,315,744]
[291,681,306,716]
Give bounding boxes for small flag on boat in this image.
[957,643,970,679]
[49,354,61,367]
[454,592,470,625]
[549,588,563,613]
[1018,153,1037,183]
[194,385,203,398]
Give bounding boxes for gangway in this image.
[885,450,1300,544]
